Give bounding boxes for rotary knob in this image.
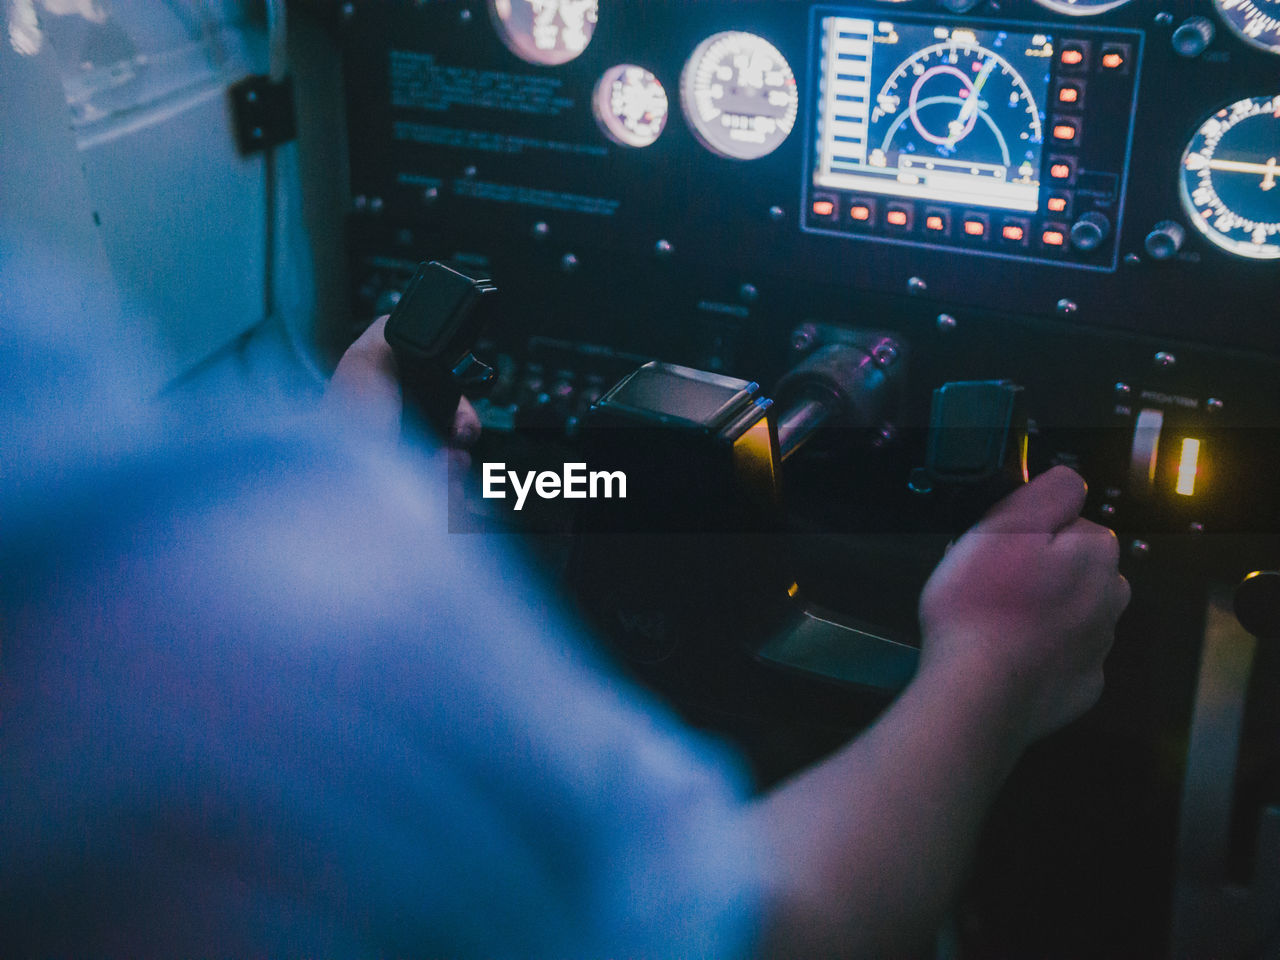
[1144,220,1186,261]
[1070,212,1112,253]
[1172,17,1215,58]
[1234,570,1280,641]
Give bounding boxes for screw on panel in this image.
[1124,253,1142,265]
[791,324,816,353]
[739,283,759,303]
[459,7,472,22]
[873,343,899,368]
[464,165,477,178]
[1115,382,1131,396]
[532,221,550,238]
[1154,351,1177,369]
[1154,11,1173,25]
[341,2,355,21]
[1189,522,1205,534]
[769,205,785,222]
[1100,503,1116,518]
[422,186,439,204]
[1057,298,1077,315]
[1130,539,1151,558]
[907,276,927,295]
[1206,397,1224,412]
[655,239,674,257]
[936,313,957,331]
[561,253,579,273]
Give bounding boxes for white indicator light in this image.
[1176,438,1200,497]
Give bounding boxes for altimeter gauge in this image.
[1213,0,1280,55]
[680,31,799,161]
[1180,95,1280,260]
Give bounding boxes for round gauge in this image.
[1179,96,1280,260]
[680,32,799,161]
[593,66,669,148]
[869,41,1043,178]
[488,0,598,67]
[1213,0,1280,54]
[1030,0,1135,15]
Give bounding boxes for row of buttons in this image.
[810,196,1084,253]
[1058,39,1131,75]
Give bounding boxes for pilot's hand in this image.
[326,314,481,457]
[917,465,1129,746]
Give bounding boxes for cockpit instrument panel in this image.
[488,0,598,66]
[679,31,800,161]
[803,8,1141,270]
[1213,0,1280,54]
[1180,95,1280,260]
[1031,0,1134,16]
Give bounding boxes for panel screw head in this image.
[1206,397,1223,412]
[655,239,674,257]
[1154,351,1177,369]
[1057,298,1077,315]
[907,276,927,295]
[1129,539,1151,558]
[561,253,579,273]
[936,313,957,331]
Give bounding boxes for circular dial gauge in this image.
[1030,0,1135,15]
[1180,96,1280,260]
[680,32,799,161]
[871,41,1043,177]
[594,65,669,148]
[1213,0,1280,54]
[488,0,598,67]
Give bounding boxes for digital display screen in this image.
[811,13,1054,212]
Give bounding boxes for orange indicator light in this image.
[1050,163,1071,179]
[1042,230,1065,246]
[812,200,835,217]
[1002,224,1025,242]
[1058,86,1079,104]
[1102,52,1124,69]
[1176,438,1200,496]
[964,220,985,237]
[886,210,908,226]
[1053,124,1077,141]
[1061,49,1084,66]
[850,204,871,221]
[925,215,945,231]
[1048,197,1068,213]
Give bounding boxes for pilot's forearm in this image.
[751,663,1025,958]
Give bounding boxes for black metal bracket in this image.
[229,74,297,156]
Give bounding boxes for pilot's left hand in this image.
[325,314,481,465]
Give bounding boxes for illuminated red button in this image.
[1101,49,1126,70]
[1053,123,1078,142]
[1002,224,1025,242]
[850,204,872,222]
[1050,161,1073,180]
[1047,195,1069,214]
[812,199,835,217]
[964,219,986,237]
[926,215,945,232]
[1042,229,1066,247]
[1058,85,1080,105]
[886,209,908,226]
[1061,48,1084,67]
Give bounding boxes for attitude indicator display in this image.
[812,17,1053,212]
[1180,96,1280,260]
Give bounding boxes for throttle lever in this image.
[923,380,1030,534]
[383,260,498,438]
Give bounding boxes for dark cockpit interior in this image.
[4,0,1280,956]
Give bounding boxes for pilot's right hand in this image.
[916,465,1130,747]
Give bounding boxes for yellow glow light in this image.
[1176,438,1201,496]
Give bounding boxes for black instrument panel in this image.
[343,0,1280,354]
